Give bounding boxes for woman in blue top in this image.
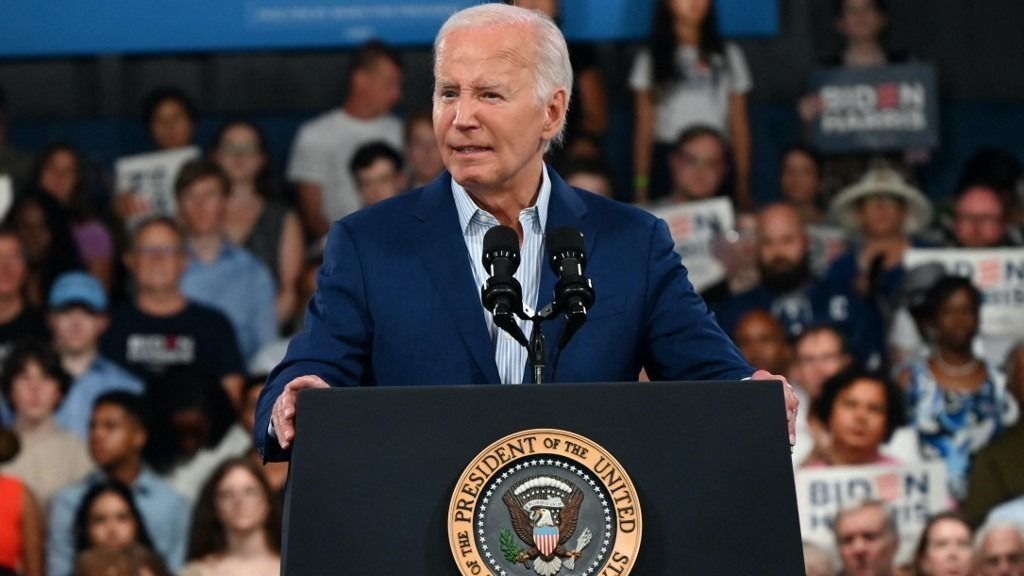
[905,276,1019,502]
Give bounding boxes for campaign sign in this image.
[809,64,939,153]
[115,147,200,224]
[905,248,1024,337]
[647,198,735,292]
[796,462,950,565]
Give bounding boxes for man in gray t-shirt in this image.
[287,41,404,240]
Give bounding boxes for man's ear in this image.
[541,88,569,141]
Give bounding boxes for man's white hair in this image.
[434,3,573,148]
[833,500,899,541]
[975,521,1024,550]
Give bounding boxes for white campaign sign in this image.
[646,198,735,292]
[905,248,1024,336]
[796,462,950,565]
[115,146,200,222]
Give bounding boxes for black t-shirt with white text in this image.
[101,301,246,384]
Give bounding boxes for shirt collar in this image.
[86,355,110,374]
[185,238,235,263]
[451,164,551,234]
[90,467,157,496]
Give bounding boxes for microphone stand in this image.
[517,303,559,384]
[528,321,546,385]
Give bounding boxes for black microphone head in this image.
[482,225,520,270]
[546,226,586,272]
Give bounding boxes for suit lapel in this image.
[412,174,501,384]
[531,169,592,382]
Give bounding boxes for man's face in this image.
[433,25,566,195]
[179,175,228,237]
[670,135,726,200]
[355,158,406,206]
[89,403,145,469]
[978,528,1024,576]
[757,206,808,284]
[356,59,403,117]
[954,186,1006,248]
[127,224,186,294]
[49,307,109,356]
[793,331,849,399]
[0,235,27,299]
[836,506,898,576]
[734,312,791,375]
[149,99,194,150]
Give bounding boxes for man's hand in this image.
[272,375,330,450]
[751,369,799,449]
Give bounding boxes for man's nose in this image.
[453,97,479,128]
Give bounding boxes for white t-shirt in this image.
[286,109,403,223]
[629,43,752,144]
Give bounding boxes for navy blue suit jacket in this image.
[256,169,752,460]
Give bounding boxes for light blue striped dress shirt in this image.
[451,166,551,385]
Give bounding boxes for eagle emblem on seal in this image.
[501,475,593,576]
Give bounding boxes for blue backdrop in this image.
[1,0,778,58]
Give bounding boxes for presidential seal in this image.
[449,429,642,576]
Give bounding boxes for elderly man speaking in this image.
[256,3,797,461]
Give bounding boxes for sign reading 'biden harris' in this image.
[905,248,1024,337]
[449,429,642,576]
[809,64,939,153]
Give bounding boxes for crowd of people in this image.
[0,0,1022,574]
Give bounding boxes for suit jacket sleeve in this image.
[255,221,373,461]
[641,218,753,381]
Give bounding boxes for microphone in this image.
[481,225,529,347]
[546,227,595,350]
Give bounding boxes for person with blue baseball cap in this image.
[47,271,144,440]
